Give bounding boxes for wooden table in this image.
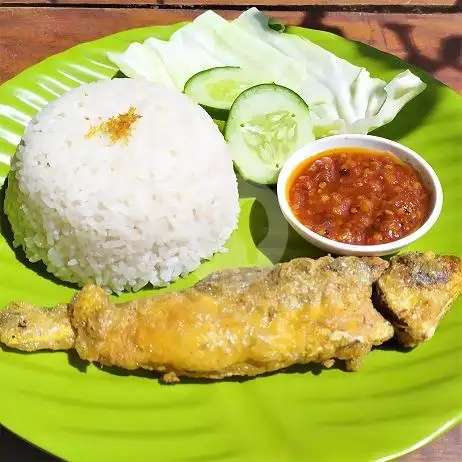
[0,1,461,460]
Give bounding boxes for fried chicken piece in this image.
[374,252,462,347]
[0,256,394,381]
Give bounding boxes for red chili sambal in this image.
[287,147,431,245]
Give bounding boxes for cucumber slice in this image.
[225,84,314,184]
[184,66,263,120]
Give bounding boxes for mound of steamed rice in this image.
[4,78,239,293]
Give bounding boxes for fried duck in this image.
[374,251,462,347]
[0,256,394,382]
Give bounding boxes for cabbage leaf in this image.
[107,8,426,137]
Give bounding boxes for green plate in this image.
[0,22,461,462]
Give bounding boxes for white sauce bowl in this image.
[277,134,443,256]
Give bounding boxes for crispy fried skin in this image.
[374,252,462,347]
[0,256,393,381]
[0,302,73,351]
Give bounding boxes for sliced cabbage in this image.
[145,29,231,90]
[234,8,426,134]
[107,43,175,88]
[107,8,426,136]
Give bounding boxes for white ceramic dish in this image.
[277,134,443,256]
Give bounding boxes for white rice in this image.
[4,78,239,293]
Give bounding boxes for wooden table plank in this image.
[156,0,461,6]
[0,7,460,91]
[0,5,460,462]
[1,0,459,6]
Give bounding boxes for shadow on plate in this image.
[240,176,404,263]
[0,345,317,384]
[72,358,342,384]
[237,175,324,264]
[175,362,339,386]
[67,350,89,373]
[2,340,408,385]
[375,338,413,354]
[0,179,79,291]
